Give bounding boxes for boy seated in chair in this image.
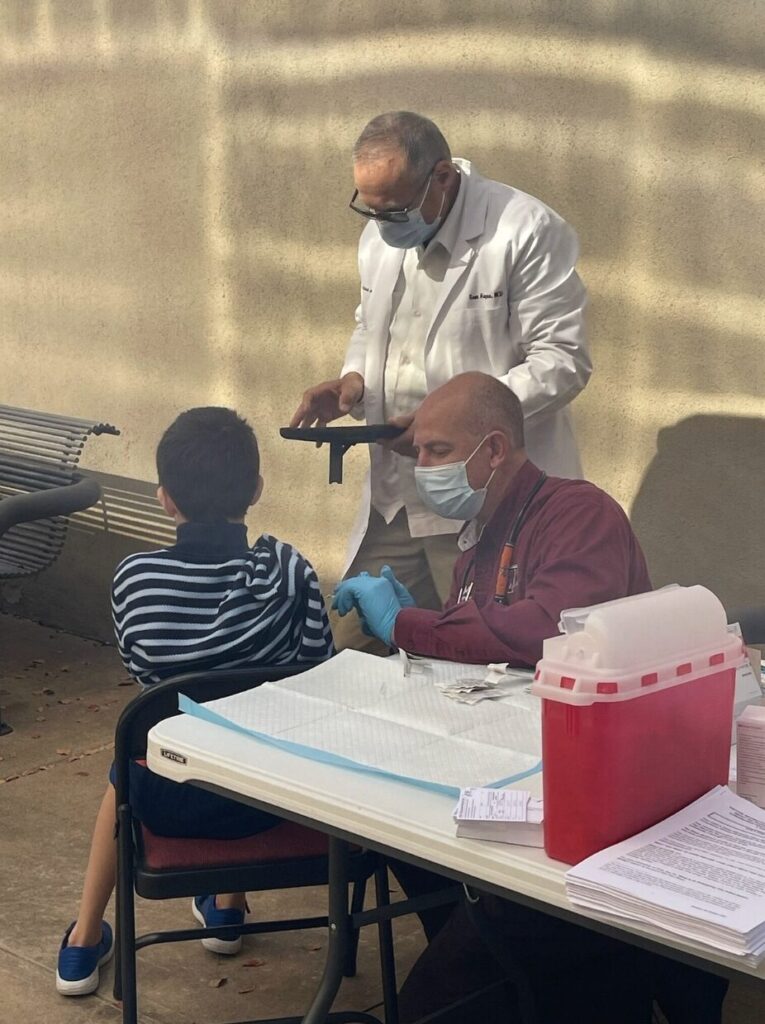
[57,407,333,996]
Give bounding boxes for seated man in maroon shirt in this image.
[334,373,725,1024]
[333,370,651,665]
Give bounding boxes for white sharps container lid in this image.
[532,585,745,705]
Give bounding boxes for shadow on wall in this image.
[1,2,762,624]
[630,416,765,609]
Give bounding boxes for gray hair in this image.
[352,111,451,180]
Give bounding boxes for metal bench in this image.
[0,404,120,734]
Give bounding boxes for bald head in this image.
[418,373,525,450]
[413,374,527,521]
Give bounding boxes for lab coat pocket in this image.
[442,304,509,344]
[432,304,513,377]
[457,302,506,320]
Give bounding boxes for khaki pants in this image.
[330,507,461,653]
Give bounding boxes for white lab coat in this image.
[341,159,591,565]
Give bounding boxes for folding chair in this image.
[113,664,397,1024]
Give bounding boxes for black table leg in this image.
[303,837,353,1023]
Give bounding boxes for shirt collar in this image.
[421,167,466,258]
[173,521,249,558]
[457,461,544,551]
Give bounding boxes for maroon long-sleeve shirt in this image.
[393,461,651,667]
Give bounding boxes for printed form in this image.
[566,786,765,962]
[453,787,544,845]
[455,788,531,822]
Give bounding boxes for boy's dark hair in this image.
[156,407,260,522]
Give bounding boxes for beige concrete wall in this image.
[1,0,763,638]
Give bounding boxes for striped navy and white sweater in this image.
[111,521,334,685]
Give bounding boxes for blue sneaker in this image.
[56,921,114,996]
[192,895,245,954]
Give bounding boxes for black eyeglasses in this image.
[348,166,435,223]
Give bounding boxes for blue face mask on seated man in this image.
[414,435,496,521]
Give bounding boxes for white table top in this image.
[147,711,765,981]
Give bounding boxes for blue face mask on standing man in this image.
[349,166,446,249]
[376,172,446,249]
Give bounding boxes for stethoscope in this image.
[456,472,547,606]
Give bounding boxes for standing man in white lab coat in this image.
[290,111,590,649]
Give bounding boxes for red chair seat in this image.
[115,667,396,1022]
[140,820,330,871]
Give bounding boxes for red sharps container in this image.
[531,585,746,865]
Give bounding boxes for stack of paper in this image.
[566,786,765,964]
[454,787,544,846]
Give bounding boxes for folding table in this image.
[147,701,765,1023]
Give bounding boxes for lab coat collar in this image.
[424,159,490,257]
[450,158,490,243]
[424,160,489,342]
[360,228,406,322]
[424,162,468,258]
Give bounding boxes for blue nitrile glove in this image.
[380,565,417,609]
[332,575,402,646]
[332,571,369,616]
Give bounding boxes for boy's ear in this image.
[250,474,264,507]
[156,485,179,518]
